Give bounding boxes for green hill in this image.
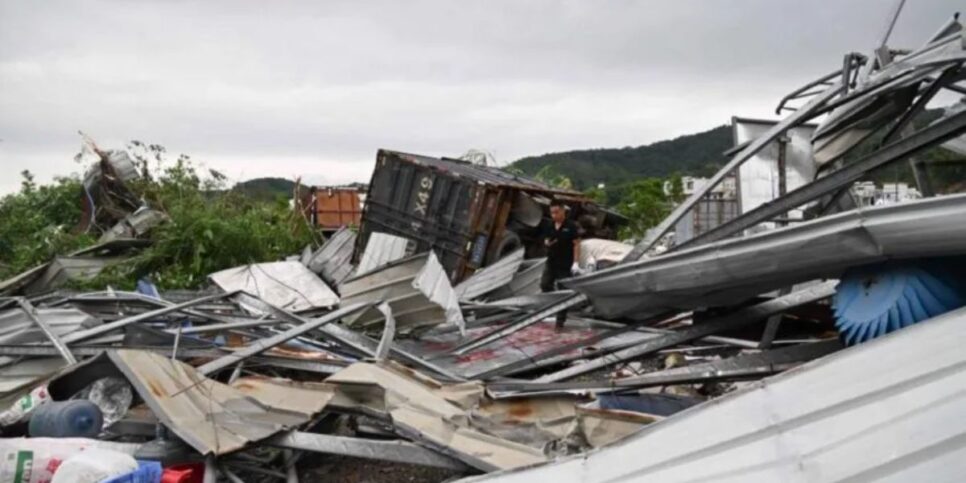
[511,125,733,190]
[511,109,962,195]
[232,177,296,202]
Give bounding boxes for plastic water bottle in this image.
[28,400,103,438]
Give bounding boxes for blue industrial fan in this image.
[833,257,966,345]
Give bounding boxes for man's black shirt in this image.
[541,218,581,273]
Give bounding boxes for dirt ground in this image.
[300,454,466,483]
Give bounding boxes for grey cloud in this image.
[0,0,958,194]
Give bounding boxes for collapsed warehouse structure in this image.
[2,3,966,482]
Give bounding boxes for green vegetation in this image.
[0,173,95,277]
[233,177,297,202]
[513,125,732,191]
[0,147,314,289]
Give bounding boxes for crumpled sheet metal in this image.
[0,307,99,345]
[0,239,149,296]
[487,258,546,299]
[209,261,340,313]
[231,376,335,419]
[565,193,966,318]
[0,358,66,396]
[462,305,966,483]
[733,118,817,232]
[340,252,465,334]
[108,350,317,455]
[99,207,167,243]
[395,319,656,379]
[326,362,546,472]
[812,26,965,165]
[574,406,659,449]
[356,232,411,275]
[455,249,525,302]
[307,226,357,286]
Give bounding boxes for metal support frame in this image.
[447,293,589,356]
[61,291,247,326]
[536,281,837,383]
[680,107,966,249]
[241,292,465,381]
[15,298,76,364]
[486,339,842,397]
[881,67,960,146]
[0,344,226,358]
[468,312,684,380]
[60,291,240,345]
[197,302,368,376]
[267,431,469,471]
[621,84,844,262]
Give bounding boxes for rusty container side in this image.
[315,188,362,229]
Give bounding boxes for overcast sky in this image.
[0,0,958,194]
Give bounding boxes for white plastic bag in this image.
[50,448,138,483]
[0,438,139,483]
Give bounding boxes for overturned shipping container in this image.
[357,150,621,282]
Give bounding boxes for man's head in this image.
[549,200,567,223]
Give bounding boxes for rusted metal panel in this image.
[314,187,362,229]
[326,362,547,472]
[108,350,320,455]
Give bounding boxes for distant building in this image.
[669,175,739,246]
[877,182,921,205]
[666,176,737,200]
[851,181,921,207]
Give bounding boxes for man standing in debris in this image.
[541,200,582,328]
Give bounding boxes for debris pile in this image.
[2,4,966,483]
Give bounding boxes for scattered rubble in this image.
[2,4,966,483]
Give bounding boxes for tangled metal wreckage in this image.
[4,5,966,483]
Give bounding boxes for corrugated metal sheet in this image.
[466,305,966,483]
[307,226,357,286]
[327,362,547,472]
[395,319,657,379]
[0,358,66,394]
[230,376,335,418]
[566,193,966,318]
[0,307,99,345]
[108,350,318,455]
[488,258,546,299]
[455,249,525,301]
[340,252,464,333]
[734,117,817,234]
[812,30,965,165]
[25,256,129,294]
[356,232,412,275]
[209,261,339,312]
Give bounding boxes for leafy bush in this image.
[614,178,674,240]
[0,172,95,278]
[0,147,314,289]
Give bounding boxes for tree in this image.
[616,178,673,240]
